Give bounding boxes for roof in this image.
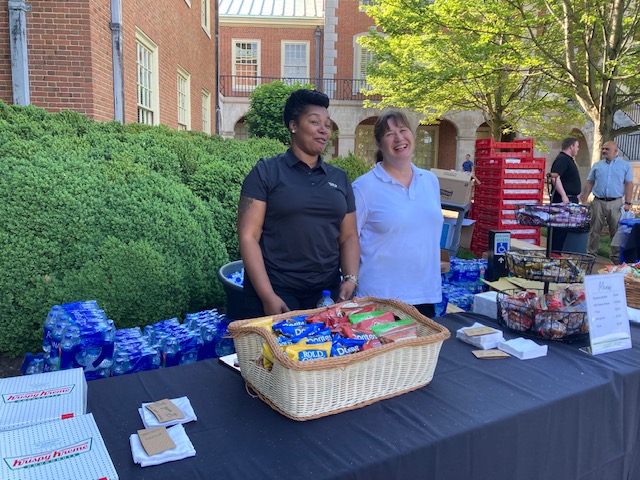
[219,0,324,20]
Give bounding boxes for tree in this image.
[507,0,640,164]
[360,0,585,141]
[245,81,315,144]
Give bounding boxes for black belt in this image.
[595,196,621,202]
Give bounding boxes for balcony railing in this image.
[219,75,381,102]
[615,101,640,161]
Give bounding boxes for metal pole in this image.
[8,0,31,106]
[110,0,125,123]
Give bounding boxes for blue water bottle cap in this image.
[322,290,330,297]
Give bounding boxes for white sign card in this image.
[583,273,632,355]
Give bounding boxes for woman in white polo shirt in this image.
[353,111,443,317]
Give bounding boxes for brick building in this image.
[1,0,216,132]
[218,0,488,170]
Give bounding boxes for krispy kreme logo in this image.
[4,438,92,470]
[3,384,75,404]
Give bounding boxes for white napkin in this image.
[138,396,197,428]
[130,423,196,467]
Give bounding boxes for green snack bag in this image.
[371,319,415,337]
[348,310,387,325]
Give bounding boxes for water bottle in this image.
[162,336,181,367]
[317,290,335,308]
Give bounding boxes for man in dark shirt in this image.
[549,137,581,251]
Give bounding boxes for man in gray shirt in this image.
[579,140,634,264]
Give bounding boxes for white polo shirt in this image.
[353,163,443,305]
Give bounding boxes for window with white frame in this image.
[177,67,191,131]
[282,42,309,83]
[201,0,211,34]
[354,35,375,94]
[136,31,159,125]
[233,40,260,92]
[202,88,211,134]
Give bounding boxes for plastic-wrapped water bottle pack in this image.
[23,302,236,379]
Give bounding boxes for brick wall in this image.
[0,0,217,132]
[334,1,375,79]
[219,24,321,80]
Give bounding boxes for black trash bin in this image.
[217,260,244,321]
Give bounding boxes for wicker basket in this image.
[597,269,640,309]
[515,203,590,228]
[227,297,450,421]
[506,250,595,283]
[624,276,640,309]
[497,289,588,341]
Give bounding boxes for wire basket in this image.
[227,297,450,421]
[497,289,588,341]
[515,203,590,228]
[506,250,595,283]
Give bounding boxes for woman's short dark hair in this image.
[373,111,411,163]
[283,89,330,128]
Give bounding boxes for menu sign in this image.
[584,273,632,355]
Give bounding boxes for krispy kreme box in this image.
[0,368,86,431]
[0,413,118,480]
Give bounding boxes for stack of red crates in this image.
[469,138,546,256]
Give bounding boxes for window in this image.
[414,126,439,169]
[201,0,211,34]
[202,89,211,134]
[136,31,159,125]
[177,67,191,131]
[355,124,377,164]
[233,40,260,92]
[354,35,375,94]
[282,42,309,83]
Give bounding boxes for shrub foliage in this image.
[0,102,285,357]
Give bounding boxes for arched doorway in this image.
[354,117,378,165]
[234,117,248,140]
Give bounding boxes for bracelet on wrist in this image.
[342,274,358,287]
[625,201,632,205]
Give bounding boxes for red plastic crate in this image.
[475,150,534,159]
[475,185,544,201]
[474,165,545,180]
[475,157,546,170]
[477,177,544,190]
[472,196,541,211]
[474,138,534,150]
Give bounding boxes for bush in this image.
[0,152,228,357]
[328,152,372,182]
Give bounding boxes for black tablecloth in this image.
[87,313,640,480]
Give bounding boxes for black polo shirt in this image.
[241,149,356,292]
[550,151,581,203]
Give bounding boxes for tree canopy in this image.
[361,0,585,142]
[508,0,640,163]
[361,0,640,162]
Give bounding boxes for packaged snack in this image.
[373,320,418,343]
[242,316,274,329]
[350,311,396,331]
[331,336,366,356]
[274,322,324,338]
[284,339,332,361]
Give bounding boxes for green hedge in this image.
[0,102,285,357]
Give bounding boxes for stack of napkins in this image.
[457,322,504,350]
[473,291,499,320]
[130,423,196,467]
[498,338,548,360]
[138,396,197,429]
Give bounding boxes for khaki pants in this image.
[588,197,623,263]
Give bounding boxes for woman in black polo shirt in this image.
[237,89,360,318]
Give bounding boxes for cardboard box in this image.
[440,249,450,274]
[440,218,476,250]
[432,169,475,205]
[0,368,87,431]
[0,413,118,480]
